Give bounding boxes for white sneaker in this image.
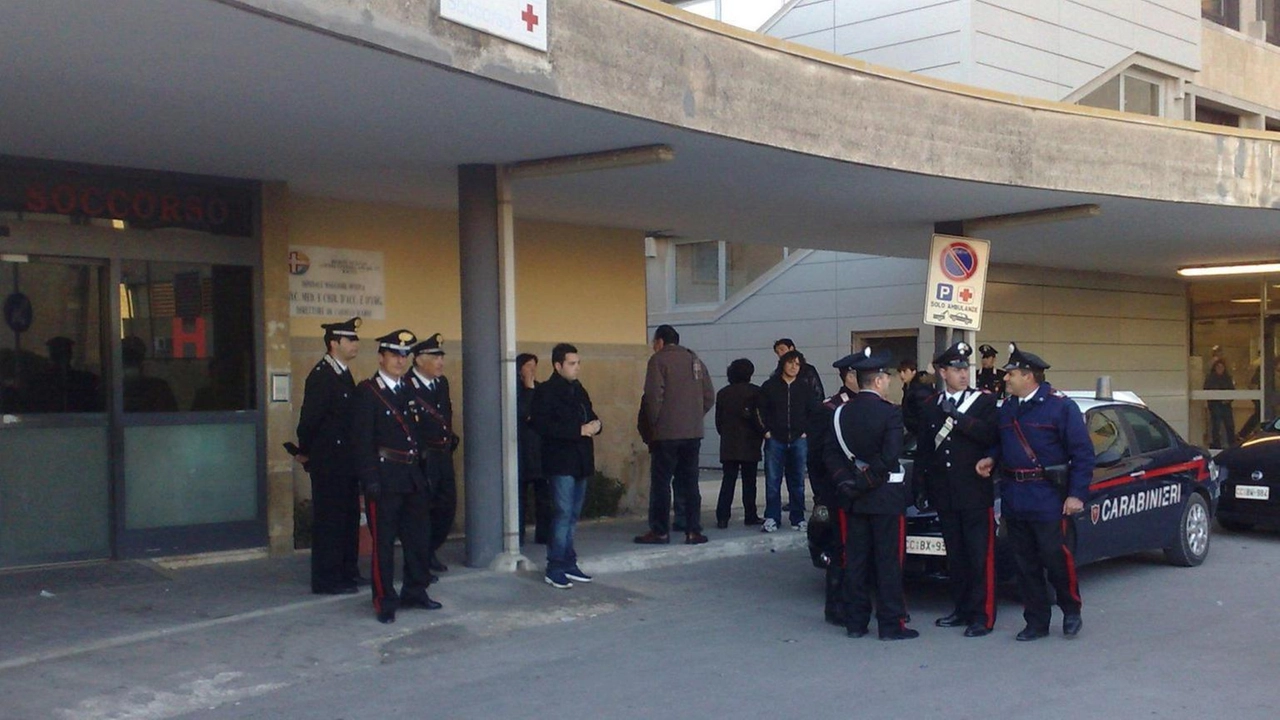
[761,519,778,533]
[795,521,808,532]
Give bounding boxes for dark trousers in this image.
[716,461,760,524]
[1006,516,1082,630]
[938,507,997,629]
[649,438,703,535]
[519,474,552,545]
[309,470,361,592]
[843,513,907,631]
[1208,401,1235,448]
[824,509,849,624]
[366,489,433,613]
[426,449,457,557]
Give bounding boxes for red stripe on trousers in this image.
[368,500,384,612]
[837,509,848,567]
[983,508,996,629]
[1060,518,1082,606]
[899,515,908,628]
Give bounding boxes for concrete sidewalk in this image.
[0,473,810,678]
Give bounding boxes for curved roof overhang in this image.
[0,0,1275,276]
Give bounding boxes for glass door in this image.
[0,254,111,567]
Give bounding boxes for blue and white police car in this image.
[901,388,1221,577]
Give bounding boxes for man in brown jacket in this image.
[635,325,716,545]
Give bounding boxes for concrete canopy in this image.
[1,0,1277,276]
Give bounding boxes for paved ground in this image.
[3,482,1279,720]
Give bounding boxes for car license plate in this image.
[1235,485,1270,500]
[906,535,946,556]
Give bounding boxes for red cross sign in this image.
[958,286,973,303]
[521,3,539,32]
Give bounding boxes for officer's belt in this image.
[1000,467,1044,482]
[377,447,419,464]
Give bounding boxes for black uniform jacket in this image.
[351,374,427,495]
[530,371,598,479]
[406,370,454,449]
[807,387,855,508]
[822,390,907,515]
[296,356,357,474]
[914,388,999,512]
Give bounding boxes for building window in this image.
[672,240,786,306]
[1263,0,1280,45]
[1196,101,1241,127]
[1078,73,1165,117]
[1202,0,1240,29]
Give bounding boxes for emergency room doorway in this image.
[0,220,264,569]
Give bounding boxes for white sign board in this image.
[288,245,386,320]
[923,234,990,331]
[441,0,547,52]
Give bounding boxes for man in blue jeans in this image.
[529,343,601,589]
[759,350,821,532]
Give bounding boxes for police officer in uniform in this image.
[406,333,457,574]
[351,330,441,623]
[975,344,1007,397]
[977,343,1093,641]
[295,317,363,595]
[806,355,860,626]
[915,341,999,637]
[823,347,918,641]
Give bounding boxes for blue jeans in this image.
[765,437,807,526]
[547,474,587,573]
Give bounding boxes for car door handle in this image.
[1129,470,1145,478]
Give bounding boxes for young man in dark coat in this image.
[530,343,601,589]
[714,358,766,528]
[824,347,917,641]
[914,341,999,637]
[295,316,363,595]
[351,330,441,623]
[772,338,825,404]
[758,350,821,533]
[977,343,1094,641]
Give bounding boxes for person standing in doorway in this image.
[714,358,766,529]
[295,317,364,595]
[758,350,820,533]
[530,343,601,589]
[635,325,715,545]
[1204,358,1235,449]
[516,352,552,545]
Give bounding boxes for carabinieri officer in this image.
[977,343,1093,641]
[296,316,363,595]
[407,332,457,575]
[915,341,999,637]
[351,329,441,623]
[822,346,917,641]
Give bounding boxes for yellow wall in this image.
[1199,25,1280,113]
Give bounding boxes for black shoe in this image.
[964,624,992,638]
[846,626,869,638]
[744,517,765,526]
[825,610,845,627]
[935,612,967,628]
[1063,614,1082,637]
[879,626,920,641]
[429,558,448,573]
[634,531,670,544]
[427,573,440,585]
[716,519,729,529]
[1016,625,1049,642]
[313,585,359,595]
[402,596,443,610]
[376,609,396,624]
[685,531,709,545]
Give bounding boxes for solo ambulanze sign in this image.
[923,234,990,331]
[440,0,547,52]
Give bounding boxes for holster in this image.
[1043,463,1070,495]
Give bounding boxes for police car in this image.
[1213,418,1280,531]
[900,389,1220,578]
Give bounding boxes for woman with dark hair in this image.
[715,358,766,528]
[516,352,552,544]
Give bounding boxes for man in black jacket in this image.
[351,329,441,624]
[772,338,825,403]
[530,343,601,589]
[915,341,999,637]
[295,317,362,595]
[824,347,917,641]
[407,333,456,574]
[759,350,821,533]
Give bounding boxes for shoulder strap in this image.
[832,403,855,461]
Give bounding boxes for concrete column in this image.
[457,165,505,568]
[261,182,296,557]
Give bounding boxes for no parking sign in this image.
[924,234,989,331]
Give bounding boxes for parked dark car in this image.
[1214,418,1280,531]
[809,391,1221,578]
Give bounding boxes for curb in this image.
[584,531,805,574]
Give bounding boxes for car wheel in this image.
[1217,517,1254,533]
[1164,493,1210,567]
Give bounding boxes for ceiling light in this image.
[1230,298,1262,303]
[1178,262,1280,277]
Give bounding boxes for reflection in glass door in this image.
[0,255,110,567]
